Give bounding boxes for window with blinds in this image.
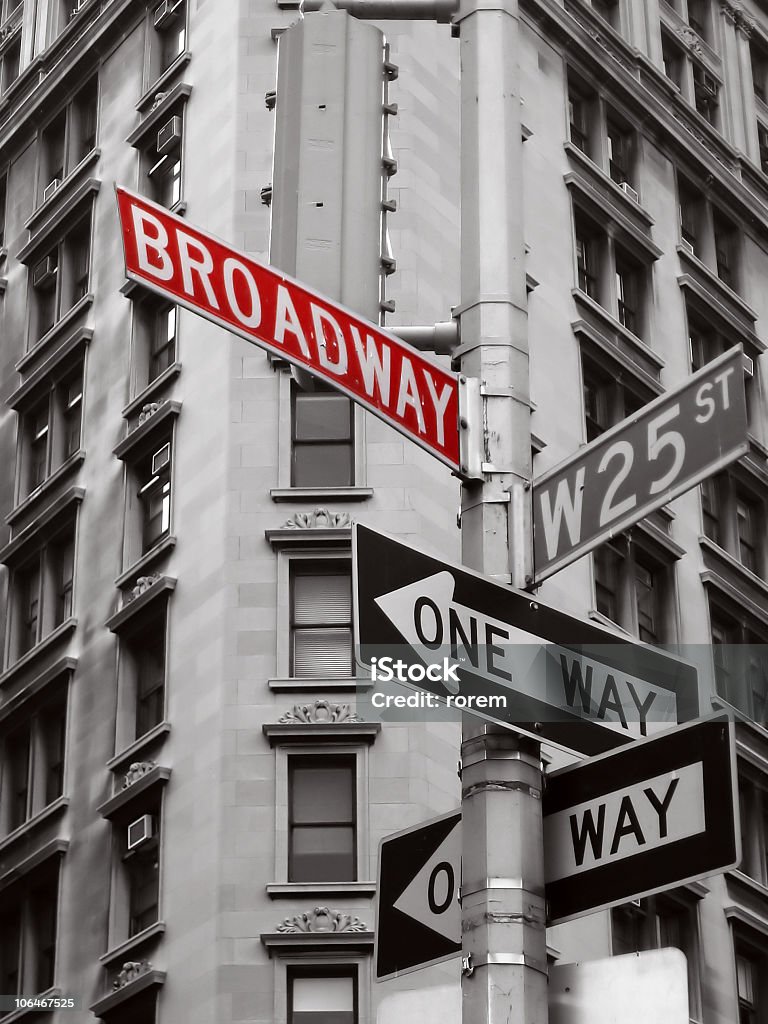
[290,563,353,678]
[288,970,357,1024]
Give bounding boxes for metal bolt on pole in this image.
[454,0,548,1020]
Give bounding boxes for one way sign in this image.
[543,715,740,924]
[376,810,462,981]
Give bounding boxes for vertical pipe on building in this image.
[454,0,548,1022]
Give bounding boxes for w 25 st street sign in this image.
[115,187,473,476]
[533,347,748,581]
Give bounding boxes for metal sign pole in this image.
[454,0,548,1020]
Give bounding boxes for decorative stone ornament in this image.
[283,508,353,529]
[137,400,167,426]
[122,761,157,789]
[113,960,152,989]
[275,908,368,933]
[278,700,362,725]
[126,573,162,603]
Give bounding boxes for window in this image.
[288,969,357,1024]
[592,538,676,643]
[692,63,719,126]
[29,214,92,342]
[574,214,602,303]
[607,119,633,187]
[0,0,22,23]
[122,610,167,742]
[288,756,356,882]
[738,773,768,886]
[8,521,77,662]
[151,0,187,81]
[679,176,702,255]
[700,473,766,578]
[710,604,768,720]
[615,252,643,336]
[0,863,61,1013]
[292,383,354,488]
[128,836,160,937]
[130,294,180,397]
[116,801,161,939]
[0,171,6,249]
[1,35,20,94]
[590,0,618,29]
[688,314,758,430]
[751,38,768,103]
[758,123,768,176]
[0,700,66,835]
[678,175,744,294]
[612,893,701,1017]
[568,77,594,157]
[136,440,172,554]
[290,562,353,678]
[733,935,768,1024]
[662,32,684,90]
[581,356,645,444]
[573,209,651,338]
[686,0,710,41]
[38,78,98,203]
[19,363,84,499]
[713,210,739,291]
[143,113,183,209]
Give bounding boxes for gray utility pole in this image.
[453,0,548,1022]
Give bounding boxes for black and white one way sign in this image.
[543,715,740,924]
[354,525,698,755]
[376,810,461,981]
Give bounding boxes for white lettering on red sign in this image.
[117,188,461,470]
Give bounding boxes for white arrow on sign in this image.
[374,571,677,738]
[393,814,461,942]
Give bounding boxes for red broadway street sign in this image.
[115,187,468,474]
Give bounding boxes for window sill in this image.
[725,868,768,903]
[266,881,376,899]
[99,921,167,968]
[699,536,768,604]
[126,82,193,149]
[677,255,759,332]
[115,535,177,589]
[96,764,172,822]
[270,487,374,502]
[0,796,69,854]
[562,142,654,229]
[0,838,68,890]
[17,179,101,265]
[268,677,371,692]
[25,149,101,233]
[107,722,172,774]
[9,328,92,410]
[90,967,166,1018]
[564,170,661,258]
[571,289,664,376]
[106,575,177,633]
[0,657,76,726]
[0,486,85,564]
[137,51,193,113]
[5,451,86,527]
[587,609,633,638]
[0,620,77,690]
[16,294,94,373]
[113,399,181,459]
[123,363,182,419]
